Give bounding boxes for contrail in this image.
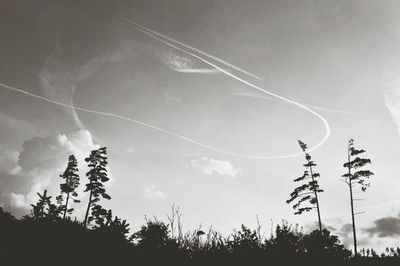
[123,19,263,80]
[125,25,331,158]
[0,81,306,159]
[0,26,330,159]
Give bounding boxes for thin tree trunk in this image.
[347,148,357,257]
[309,166,322,232]
[349,179,357,257]
[63,191,70,219]
[83,190,92,227]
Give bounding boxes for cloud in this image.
[162,52,221,74]
[321,218,370,248]
[383,72,400,135]
[190,157,241,177]
[143,185,167,200]
[172,68,222,74]
[364,215,400,237]
[0,130,99,217]
[164,91,183,103]
[39,40,134,129]
[0,148,21,175]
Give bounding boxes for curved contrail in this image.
[123,19,263,80]
[1,80,325,159]
[124,24,331,158]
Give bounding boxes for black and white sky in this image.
[1,0,400,251]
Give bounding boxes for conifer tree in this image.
[31,190,62,220]
[30,190,52,219]
[341,139,373,257]
[287,140,323,232]
[56,155,80,219]
[83,147,111,227]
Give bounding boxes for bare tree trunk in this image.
[83,190,92,227]
[349,179,357,257]
[309,165,322,232]
[63,191,70,219]
[347,148,357,257]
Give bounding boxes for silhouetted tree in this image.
[132,218,170,249]
[229,225,261,253]
[341,139,373,257]
[83,147,111,227]
[109,216,130,239]
[267,221,304,258]
[56,155,80,219]
[30,190,52,219]
[90,205,112,227]
[303,229,351,260]
[287,140,323,231]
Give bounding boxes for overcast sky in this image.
[1,0,400,251]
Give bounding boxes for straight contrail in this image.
[0,81,301,159]
[1,79,326,159]
[124,19,263,80]
[125,24,331,158]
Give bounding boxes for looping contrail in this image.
[123,19,263,80]
[0,21,330,159]
[123,20,331,158]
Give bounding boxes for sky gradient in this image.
[1,0,400,251]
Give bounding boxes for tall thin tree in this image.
[83,147,111,227]
[287,140,323,232]
[56,155,80,219]
[341,139,373,257]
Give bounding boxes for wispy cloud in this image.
[162,52,222,74]
[129,22,331,159]
[190,157,241,177]
[143,185,167,199]
[383,72,400,135]
[125,19,262,79]
[172,68,222,74]
[164,91,183,103]
[39,40,127,129]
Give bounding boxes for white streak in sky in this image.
[383,72,400,135]
[124,19,263,80]
[231,91,363,116]
[172,68,222,74]
[1,81,325,159]
[39,41,127,130]
[125,22,331,159]
[163,52,221,74]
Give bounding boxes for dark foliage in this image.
[0,143,398,266]
[341,139,374,257]
[287,140,324,231]
[56,154,80,219]
[83,147,111,227]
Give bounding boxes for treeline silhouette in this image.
[0,144,399,266]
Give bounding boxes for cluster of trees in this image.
[287,139,373,257]
[28,147,118,229]
[2,141,400,266]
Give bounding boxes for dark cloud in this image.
[364,216,400,237]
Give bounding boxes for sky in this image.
[1,0,400,251]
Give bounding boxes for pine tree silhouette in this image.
[30,190,52,219]
[287,140,323,231]
[83,147,111,227]
[56,155,80,219]
[341,139,373,257]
